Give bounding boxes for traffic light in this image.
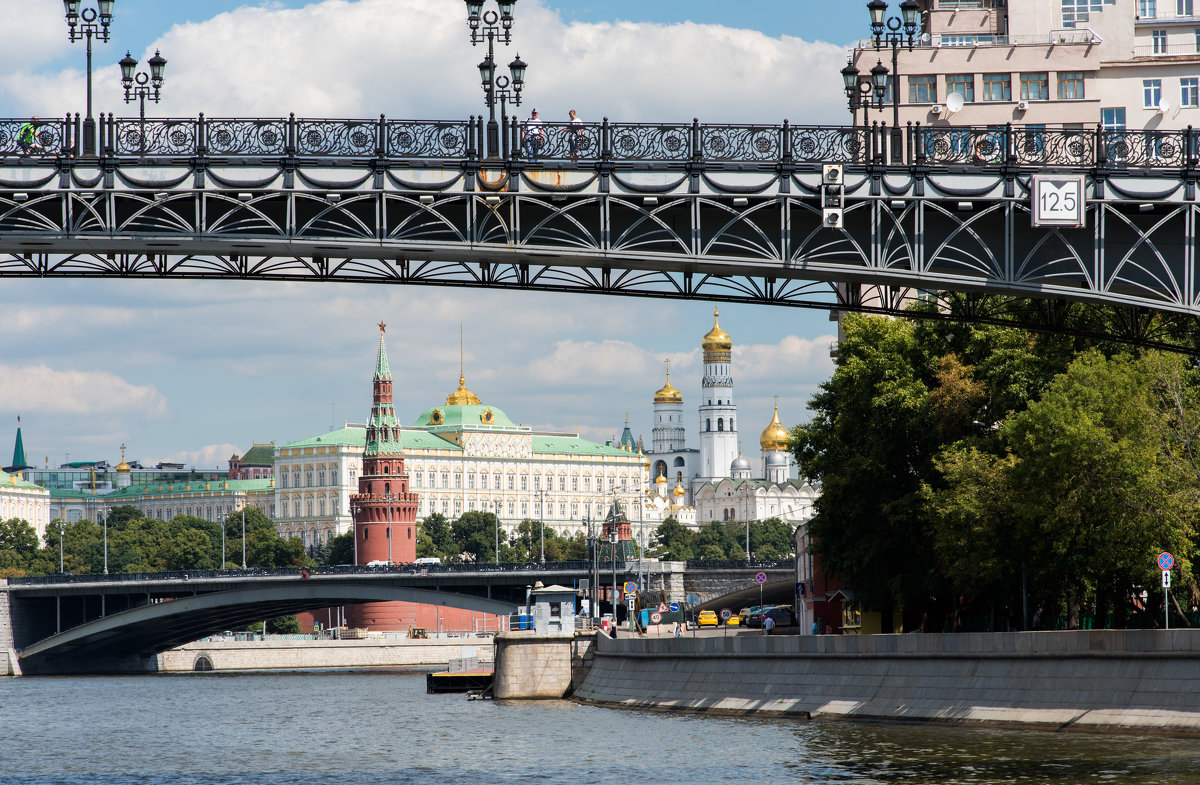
[822,163,844,228]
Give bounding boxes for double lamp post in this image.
[841,0,920,162]
[64,1,167,157]
[465,0,527,157]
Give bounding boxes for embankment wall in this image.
[0,581,19,676]
[573,629,1200,734]
[158,637,495,672]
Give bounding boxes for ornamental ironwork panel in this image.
[295,119,377,156]
[700,125,780,162]
[205,119,288,155]
[385,120,471,158]
[788,126,867,163]
[0,119,68,155]
[608,123,690,161]
[113,119,197,156]
[522,121,600,161]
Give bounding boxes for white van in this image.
[365,560,391,567]
[413,557,442,565]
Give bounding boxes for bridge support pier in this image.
[0,580,20,676]
[493,629,595,699]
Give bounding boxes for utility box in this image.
[531,584,577,635]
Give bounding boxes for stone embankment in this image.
[0,580,19,676]
[571,629,1200,734]
[158,636,494,672]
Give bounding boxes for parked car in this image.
[762,605,797,633]
[746,605,787,628]
[738,606,760,626]
[725,613,741,626]
[697,610,719,628]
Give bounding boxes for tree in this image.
[317,531,354,566]
[0,517,38,576]
[650,517,695,561]
[417,513,455,560]
[451,511,504,563]
[749,517,794,560]
[696,522,743,560]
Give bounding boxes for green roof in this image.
[532,435,642,458]
[239,444,276,465]
[10,421,27,470]
[411,403,519,430]
[0,469,46,491]
[281,426,461,452]
[106,478,274,499]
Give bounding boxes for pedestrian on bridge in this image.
[17,117,42,156]
[523,109,544,162]
[565,109,584,162]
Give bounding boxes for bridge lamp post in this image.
[241,506,247,569]
[118,49,166,156]
[58,520,65,573]
[63,0,115,157]
[465,0,524,157]
[385,493,394,566]
[537,489,545,564]
[841,59,889,131]
[102,506,108,575]
[867,0,919,163]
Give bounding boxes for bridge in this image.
[0,559,793,674]
[2,114,1199,350]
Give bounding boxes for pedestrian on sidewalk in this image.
[564,109,584,162]
[763,615,775,635]
[523,109,544,162]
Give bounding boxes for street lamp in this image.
[241,506,247,569]
[867,0,919,162]
[118,49,166,156]
[64,0,116,157]
[102,506,108,574]
[465,0,526,157]
[58,520,66,573]
[841,59,888,131]
[386,493,394,565]
[537,488,546,563]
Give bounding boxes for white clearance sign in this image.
[1032,175,1086,228]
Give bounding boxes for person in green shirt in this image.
[17,117,42,156]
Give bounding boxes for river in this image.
[3,671,1199,784]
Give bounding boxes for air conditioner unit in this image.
[1016,100,1029,111]
[930,104,943,114]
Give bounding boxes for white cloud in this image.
[0,363,167,417]
[162,442,242,470]
[1,0,851,123]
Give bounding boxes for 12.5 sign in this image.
[1032,175,1086,228]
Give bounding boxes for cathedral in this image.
[644,307,817,528]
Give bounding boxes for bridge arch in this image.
[19,583,512,674]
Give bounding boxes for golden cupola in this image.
[701,305,732,352]
[445,373,481,406]
[672,482,686,499]
[760,402,790,452]
[653,361,683,404]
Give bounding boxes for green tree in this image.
[317,531,354,566]
[0,517,38,576]
[650,517,696,561]
[266,615,302,634]
[417,513,455,560]
[695,521,743,560]
[749,517,794,560]
[451,511,505,563]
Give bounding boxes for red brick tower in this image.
[346,322,419,630]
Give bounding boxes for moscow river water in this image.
[3,671,1200,785]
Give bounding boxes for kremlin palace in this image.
[4,311,816,555]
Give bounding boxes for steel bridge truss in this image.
[1,116,1199,351]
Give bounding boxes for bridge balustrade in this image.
[4,113,1198,170]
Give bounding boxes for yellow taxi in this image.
[725,613,741,626]
[697,610,719,628]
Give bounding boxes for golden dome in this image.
[654,368,682,404]
[445,373,481,406]
[702,305,732,352]
[655,470,667,484]
[672,482,686,498]
[117,444,131,473]
[760,403,790,452]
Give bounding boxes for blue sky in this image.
[0,0,869,471]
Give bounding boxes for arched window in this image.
[441,472,449,489]
[319,498,326,516]
[305,471,313,487]
[718,418,724,431]
[478,473,486,490]
[306,500,313,517]
[318,469,326,486]
[520,475,528,491]
[706,419,711,432]
[507,472,515,490]
[281,473,288,489]
[468,473,475,489]
[455,473,462,489]
[559,474,566,491]
[385,482,391,494]
[331,469,338,485]
[494,473,501,489]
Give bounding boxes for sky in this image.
[0,0,870,471]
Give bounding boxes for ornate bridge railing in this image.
[3,113,1199,169]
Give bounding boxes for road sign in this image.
[796,581,807,597]
[1158,552,1175,571]
[719,608,732,620]
[650,611,663,624]
[685,592,700,605]
[669,602,679,612]
[754,572,767,584]
[657,602,668,612]
[1032,175,1086,228]
[1163,570,1172,588]
[626,597,636,609]
[623,581,638,594]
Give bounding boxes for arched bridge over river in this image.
[3,115,1200,350]
[0,560,793,674]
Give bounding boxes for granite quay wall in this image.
[572,630,1200,734]
[158,637,495,673]
[492,630,576,699]
[0,581,19,676]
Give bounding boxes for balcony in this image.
[1133,41,1200,56]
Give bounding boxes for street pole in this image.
[611,531,618,628]
[745,519,751,564]
[64,1,115,157]
[102,507,108,574]
[495,512,499,564]
[538,489,545,563]
[221,516,226,568]
[387,494,393,565]
[241,506,247,568]
[58,521,65,573]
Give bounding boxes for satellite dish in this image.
[1158,97,1171,113]
[920,32,931,44]
[945,92,965,114]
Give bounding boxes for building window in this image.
[280,473,288,489]
[571,502,578,517]
[946,74,974,102]
[559,503,567,518]
[705,419,711,432]
[1180,0,1194,15]
[717,418,724,432]
[454,473,462,489]
[467,472,475,490]
[1139,0,1157,17]
[571,476,578,491]
[1144,79,1163,108]
[559,474,566,491]
[414,473,421,489]
[909,75,937,104]
[305,471,313,487]
[494,473,501,489]
[478,473,486,490]
[331,470,337,485]
[1019,73,1049,101]
[507,472,515,490]
[317,469,326,486]
[520,474,528,491]
[1061,0,1102,26]
[1195,27,1200,50]
[982,73,1011,102]
[319,498,326,516]
[520,502,527,516]
[584,476,591,492]
[1153,29,1168,53]
[292,471,300,488]
[533,474,541,491]
[1101,107,1127,130]
[1182,77,1199,107]
[442,500,449,515]
[1058,72,1085,100]
[507,500,515,516]
[306,500,313,517]
[441,471,449,489]
[281,500,288,517]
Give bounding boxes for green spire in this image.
[8,416,28,472]
[375,321,391,380]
